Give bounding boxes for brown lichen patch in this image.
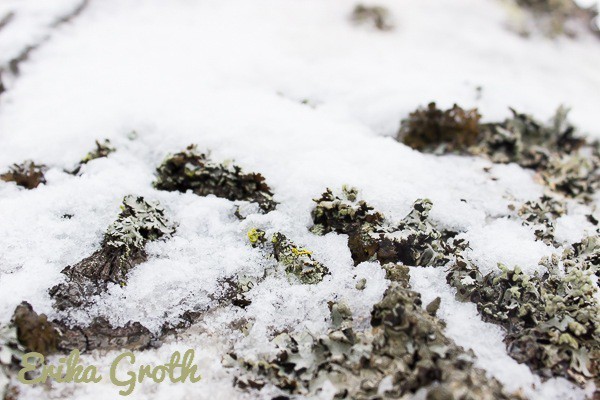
[154,145,276,213]
[12,303,58,355]
[351,4,394,31]
[397,102,481,153]
[512,0,599,38]
[50,195,175,311]
[0,161,47,189]
[515,194,566,244]
[231,265,520,399]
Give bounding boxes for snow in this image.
[0,0,599,399]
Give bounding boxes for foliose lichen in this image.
[447,254,600,386]
[0,161,47,189]
[247,228,329,284]
[230,264,520,399]
[50,195,175,311]
[514,194,566,244]
[154,145,277,213]
[311,187,457,266]
[68,139,115,175]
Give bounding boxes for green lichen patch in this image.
[514,194,566,244]
[0,161,47,189]
[68,139,115,175]
[154,145,276,213]
[397,102,481,153]
[312,187,455,267]
[247,229,329,284]
[231,265,520,399]
[447,256,600,386]
[350,4,393,31]
[50,195,175,311]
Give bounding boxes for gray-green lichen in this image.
[447,253,600,386]
[154,145,276,213]
[514,194,566,244]
[230,264,520,399]
[397,105,599,201]
[311,187,456,266]
[0,161,47,189]
[68,139,115,175]
[50,195,175,311]
[0,323,24,400]
[247,228,329,284]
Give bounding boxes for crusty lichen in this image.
[0,161,47,189]
[50,195,175,311]
[154,145,277,213]
[231,265,520,399]
[248,229,329,284]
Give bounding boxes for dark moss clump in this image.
[0,161,47,189]
[350,4,393,31]
[68,139,115,175]
[154,145,276,212]
[231,265,520,399]
[311,187,455,266]
[247,228,329,284]
[12,302,58,355]
[50,195,175,311]
[447,256,599,386]
[397,102,481,153]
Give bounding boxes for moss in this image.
[154,145,276,213]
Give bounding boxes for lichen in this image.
[231,264,520,399]
[312,187,455,266]
[68,139,115,175]
[50,195,175,311]
[514,194,566,244]
[248,229,329,284]
[0,161,47,189]
[154,145,277,213]
[350,4,393,31]
[447,255,600,386]
[397,102,481,153]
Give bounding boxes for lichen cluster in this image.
[514,194,566,244]
[68,139,115,175]
[0,161,47,189]
[50,195,175,311]
[397,104,599,201]
[248,228,329,284]
[311,187,457,266]
[231,264,519,399]
[512,0,600,37]
[154,145,277,213]
[350,4,393,31]
[397,102,481,153]
[447,251,600,386]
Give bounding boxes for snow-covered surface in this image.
[0,0,599,399]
